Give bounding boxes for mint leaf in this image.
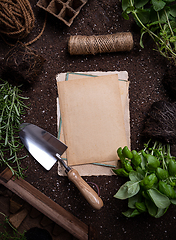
[135,0,149,8]
[151,0,166,11]
[122,0,131,11]
[122,11,129,20]
[136,9,151,24]
[169,5,176,17]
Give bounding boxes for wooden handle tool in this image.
[19,123,103,210]
[67,168,103,210]
[56,154,103,210]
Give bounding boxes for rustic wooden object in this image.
[52,223,66,236]
[29,207,42,218]
[40,215,53,227]
[10,195,24,214]
[9,208,28,229]
[0,168,94,240]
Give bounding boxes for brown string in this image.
[0,0,47,46]
[68,32,134,55]
[0,0,35,39]
[25,12,47,46]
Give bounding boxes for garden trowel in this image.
[19,123,103,210]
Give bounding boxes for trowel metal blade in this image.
[19,123,67,170]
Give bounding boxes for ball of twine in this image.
[68,32,134,55]
[0,0,35,40]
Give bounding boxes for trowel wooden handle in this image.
[67,168,103,210]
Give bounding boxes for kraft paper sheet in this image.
[56,71,130,176]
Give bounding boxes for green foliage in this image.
[113,141,176,218]
[121,0,176,65]
[0,212,26,239]
[0,79,28,178]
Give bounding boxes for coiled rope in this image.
[0,0,35,39]
[0,0,46,45]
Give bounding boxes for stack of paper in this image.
[56,71,130,176]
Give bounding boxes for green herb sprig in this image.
[121,0,176,65]
[113,140,176,218]
[0,80,28,178]
[0,212,26,240]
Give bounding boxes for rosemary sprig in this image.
[0,79,28,178]
[0,212,26,239]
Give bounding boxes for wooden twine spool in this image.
[0,0,35,39]
[68,32,134,55]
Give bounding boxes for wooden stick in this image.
[0,168,90,240]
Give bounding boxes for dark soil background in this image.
[0,0,176,239]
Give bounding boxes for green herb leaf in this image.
[170,199,176,205]
[135,9,151,24]
[114,181,140,200]
[129,170,144,182]
[122,208,141,217]
[140,151,147,168]
[151,0,166,12]
[145,198,158,217]
[155,207,168,218]
[122,11,130,20]
[122,0,131,11]
[169,5,176,17]
[0,79,28,178]
[113,141,176,218]
[128,191,142,208]
[170,36,176,43]
[135,202,147,213]
[164,0,176,3]
[147,188,170,209]
[135,0,149,8]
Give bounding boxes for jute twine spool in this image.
[0,0,35,40]
[68,32,134,55]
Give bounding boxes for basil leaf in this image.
[136,167,145,176]
[122,208,141,217]
[135,202,147,213]
[129,171,144,182]
[170,199,176,205]
[145,198,158,217]
[140,153,147,170]
[155,208,168,218]
[114,181,140,200]
[147,188,170,209]
[128,191,142,209]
